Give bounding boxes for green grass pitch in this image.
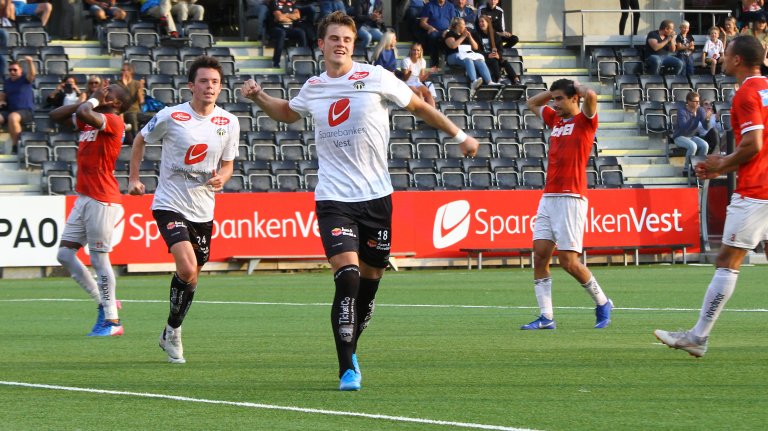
[0,265,766,431]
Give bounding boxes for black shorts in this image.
[316,196,392,269]
[0,109,33,124]
[152,210,213,266]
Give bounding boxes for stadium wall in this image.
[0,189,699,269]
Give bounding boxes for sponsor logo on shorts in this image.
[184,144,209,165]
[348,71,369,80]
[328,98,351,127]
[211,116,230,125]
[433,200,471,249]
[367,239,377,247]
[331,227,356,237]
[171,112,191,121]
[166,221,186,230]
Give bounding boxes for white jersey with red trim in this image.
[289,62,414,202]
[140,102,239,222]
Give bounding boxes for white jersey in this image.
[402,57,427,87]
[289,62,413,202]
[141,102,239,222]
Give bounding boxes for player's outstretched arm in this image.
[241,79,301,124]
[128,133,146,195]
[526,90,552,119]
[405,93,479,157]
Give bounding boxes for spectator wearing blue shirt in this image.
[672,92,710,164]
[371,30,398,71]
[0,57,35,155]
[420,0,456,67]
[454,0,476,30]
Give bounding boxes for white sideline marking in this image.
[1,298,767,312]
[0,381,538,431]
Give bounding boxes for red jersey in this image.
[730,75,768,200]
[541,106,598,197]
[74,113,125,204]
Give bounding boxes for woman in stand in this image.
[476,15,519,84]
[401,43,436,107]
[444,17,495,94]
[371,30,398,72]
[619,0,640,36]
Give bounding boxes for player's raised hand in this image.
[206,169,223,192]
[241,79,263,101]
[127,178,145,195]
[461,135,479,157]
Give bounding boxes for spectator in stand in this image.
[402,42,436,107]
[246,0,270,41]
[702,26,725,75]
[619,0,640,36]
[171,0,204,26]
[738,0,764,29]
[139,0,180,38]
[115,62,144,145]
[8,0,52,26]
[741,13,768,73]
[371,30,398,72]
[351,0,385,48]
[444,17,496,95]
[676,20,696,76]
[420,0,456,67]
[47,75,87,108]
[400,0,425,42]
[644,19,684,75]
[720,16,739,47]
[477,15,518,84]
[477,0,517,48]
[454,0,476,31]
[698,99,721,154]
[84,0,127,22]
[673,91,710,166]
[318,0,346,19]
[86,75,106,97]
[0,57,35,155]
[268,0,308,68]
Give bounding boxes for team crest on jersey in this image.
[172,112,191,121]
[184,144,209,165]
[353,81,365,90]
[211,116,230,126]
[328,98,351,127]
[217,128,226,136]
[348,71,369,80]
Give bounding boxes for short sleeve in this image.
[541,105,558,128]
[288,82,311,118]
[737,89,766,135]
[140,108,169,143]
[221,117,241,161]
[380,67,414,107]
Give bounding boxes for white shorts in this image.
[532,195,588,252]
[722,193,768,250]
[61,195,124,253]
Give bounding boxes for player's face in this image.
[189,67,222,105]
[319,24,356,67]
[551,89,578,118]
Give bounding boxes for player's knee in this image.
[175,266,197,285]
[56,247,74,265]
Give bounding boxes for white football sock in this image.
[534,277,553,319]
[582,275,608,306]
[691,268,738,338]
[90,251,118,321]
[57,247,100,303]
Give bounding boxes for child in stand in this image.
[676,20,696,76]
[401,43,436,107]
[702,27,724,75]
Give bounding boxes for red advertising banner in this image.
[68,188,699,265]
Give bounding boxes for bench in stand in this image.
[460,248,534,270]
[582,243,694,266]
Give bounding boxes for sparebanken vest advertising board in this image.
[0,188,699,267]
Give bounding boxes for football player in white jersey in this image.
[241,11,479,391]
[128,56,240,364]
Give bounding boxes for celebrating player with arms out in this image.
[521,79,614,330]
[128,56,239,363]
[241,11,478,391]
[655,36,768,357]
[49,83,131,336]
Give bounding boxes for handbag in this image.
[457,44,485,61]
[141,95,165,113]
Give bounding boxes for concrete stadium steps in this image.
[0,152,42,195]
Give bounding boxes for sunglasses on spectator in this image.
[89,81,101,85]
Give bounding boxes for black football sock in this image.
[354,277,380,348]
[331,265,360,377]
[167,273,196,328]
